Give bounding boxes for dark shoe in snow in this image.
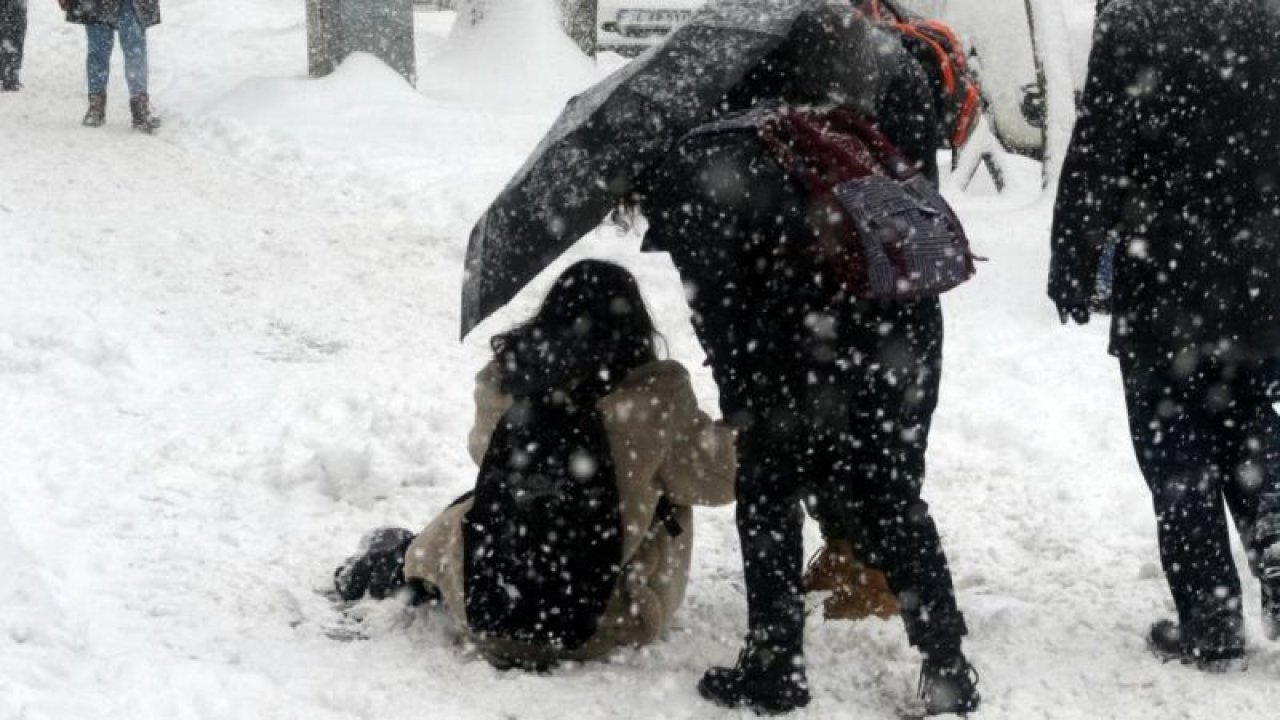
[1263,583,1280,642]
[1,79,20,92]
[130,94,161,133]
[915,652,980,716]
[333,527,416,602]
[1147,620,1247,672]
[1261,539,1280,641]
[698,637,810,714]
[405,577,442,607]
[83,93,106,127]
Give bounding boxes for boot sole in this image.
[699,692,810,716]
[1148,638,1248,672]
[697,677,810,715]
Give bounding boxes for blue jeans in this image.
[85,0,147,96]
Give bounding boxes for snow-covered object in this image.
[1026,0,1076,189]
[936,0,1095,159]
[420,0,598,105]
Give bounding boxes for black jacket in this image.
[639,33,944,420]
[1049,0,1280,361]
[66,0,160,28]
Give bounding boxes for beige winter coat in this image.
[403,358,736,663]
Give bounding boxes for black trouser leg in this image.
[819,299,967,653]
[0,0,25,86]
[736,418,809,651]
[1120,355,1264,650]
[1221,372,1280,569]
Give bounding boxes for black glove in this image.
[1056,302,1090,326]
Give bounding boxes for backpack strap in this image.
[759,106,920,194]
[861,0,983,148]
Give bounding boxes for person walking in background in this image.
[0,0,25,91]
[1050,0,1280,671]
[59,0,161,131]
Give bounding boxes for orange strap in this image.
[860,1,982,147]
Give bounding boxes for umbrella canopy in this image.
[460,0,901,338]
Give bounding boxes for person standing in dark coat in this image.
[1050,0,1280,670]
[59,0,161,131]
[637,7,980,715]
[0,0,25,91]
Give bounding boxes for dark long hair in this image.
[490,260,660,398]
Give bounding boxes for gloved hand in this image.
[1056,302,1090,325]
[58,0,69,11]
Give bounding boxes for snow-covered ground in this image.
[2,2,1278,718]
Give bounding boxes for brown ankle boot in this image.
[129,94,161,133]
[803,539,856,593]
[83,93,106,127]
[822,560,899,621]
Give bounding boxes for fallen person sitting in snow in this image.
[334,260,736,669]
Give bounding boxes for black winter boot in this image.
[916,650,980,716]
[1260,538,1280,641]
[333,527,416,602]
[698,636,810,715]
[83,93,106,127]
[129,94,161,133]
[1147,619,1247,672]
[1263,584,1279,642]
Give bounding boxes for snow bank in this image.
[419,1,598,106]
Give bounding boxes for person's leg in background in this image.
[1217,363,1280,641]
[0,0,28,91]
[83,21,114,126]
[1121,354,1248,670]
[115,0,158,131]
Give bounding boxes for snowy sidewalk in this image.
[2,2,1279,718]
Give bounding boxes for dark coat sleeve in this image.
[877,54,942,184]
[1047,5,1146,306]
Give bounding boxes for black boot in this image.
[129,94,161,133]
[1147,619,1247,672]
[698,635,810,715]
[916,650,980,716]
[333,527,416,602]
[1260,538,1280,641]
[83,93,106,127]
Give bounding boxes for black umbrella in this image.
[460,0,898,338]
